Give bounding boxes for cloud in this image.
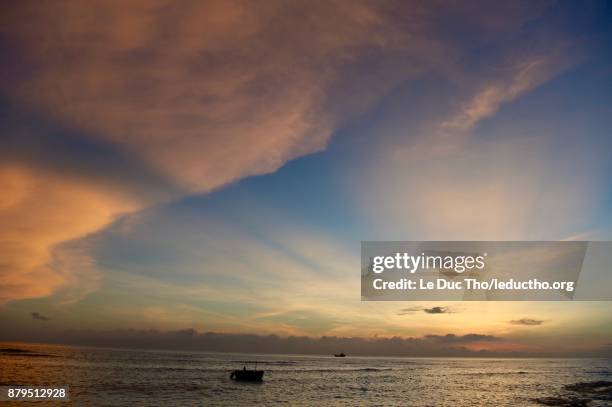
[30,312,50,321]
[397,307,423,315]
[510,318,544,326]
[0,327,511,357]
[397,306,451,315]
[0,1,560,192]
[0,0,452,193]
[424,333,502,343]
[424,306,450,314]
[440,56,569,133]
[0,164,138,303]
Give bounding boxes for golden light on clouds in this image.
[0,165,137,302]
[2,0,439,192]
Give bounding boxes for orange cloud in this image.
[2,1,552,192]
[0,165,138,303]
[2,0,446,192]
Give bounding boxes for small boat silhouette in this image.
[334,352,346,357]
[230,367,264,382]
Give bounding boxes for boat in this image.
[334,353,346,357]
[230,367,264,382]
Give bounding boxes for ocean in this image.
[1,343,611,406]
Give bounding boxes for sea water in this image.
[1,343,610,406]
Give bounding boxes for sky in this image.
[1,0,612,357]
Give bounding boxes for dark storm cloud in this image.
[30,312,50,321]
[510,318,544,326]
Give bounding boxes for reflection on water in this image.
[1,342,611,406]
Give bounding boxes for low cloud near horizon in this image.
[398,306,451,315]
[0,327,574,358]
[510,318,545,326]
[2,327,609,358]
[423,334,501,343]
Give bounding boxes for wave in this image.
[0,348,58,357]
[231,360,297,365]
[584,371,612,376]
[459,371,531,376]
[281,367,392,373]
[355,368,392,371]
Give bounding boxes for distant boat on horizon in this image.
[334,352,346,357]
